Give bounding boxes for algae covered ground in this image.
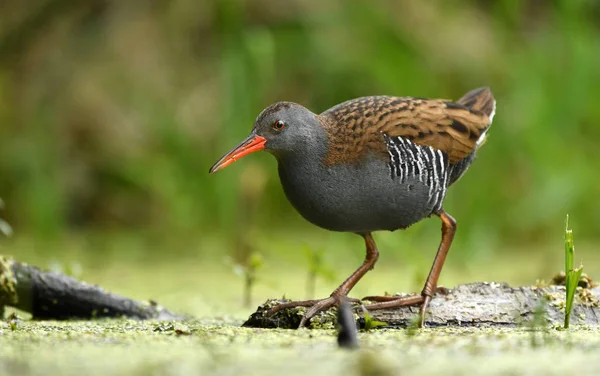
[2,241,600,376]
[2,319,600,376]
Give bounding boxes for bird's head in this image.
[209,102,322,173]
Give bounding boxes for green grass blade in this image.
[565,265,583,329]
[563,214,583,329]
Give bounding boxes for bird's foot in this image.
[267,296,361,328]
[361,294,428,327]
[361,287,448,328]
[362,286,448,303]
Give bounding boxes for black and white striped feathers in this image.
[383,134,449,212]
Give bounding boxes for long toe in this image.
[267,299,322,316]
[297,297,365,327]
[267,296,362,328]
[362,287,447,303]
[361,295,424,311]
[361,295,411,302]
[360,294,436,328]
[298,297,338,328]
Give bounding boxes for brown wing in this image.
[319,87,495,165]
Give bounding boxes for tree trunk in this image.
[0,256,186,320]
[243,282,600,329]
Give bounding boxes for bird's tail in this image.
[458,87,496,122]
[457,87,495,151]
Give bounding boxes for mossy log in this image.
[243,282,600,329]
[0,256,186,320]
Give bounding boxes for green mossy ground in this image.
[2,247,600,376]
[2,318,600,376]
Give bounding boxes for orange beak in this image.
[209,134,267,174]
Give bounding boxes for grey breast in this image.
[277,135,451,233]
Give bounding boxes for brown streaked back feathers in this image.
[319,87,495,165]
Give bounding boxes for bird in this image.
[209,87,496,328]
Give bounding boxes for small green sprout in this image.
[564,214,583,329]
[227,251,265,308]
[361,308,387,330]
[529,299,549,347]
[405,314,422,337]
[7,312,20,331]
[302,245,336,299]
[48,261,83,278]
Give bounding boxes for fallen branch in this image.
[0,256,186,320]
[243,282,600,329]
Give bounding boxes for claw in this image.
[419,295,432,327]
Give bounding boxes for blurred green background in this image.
[0,0,598,314]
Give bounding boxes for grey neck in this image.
[271,125,330,169]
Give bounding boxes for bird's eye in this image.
[273,120,286,131]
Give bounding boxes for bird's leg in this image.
[361,210,457,327]
[268,233,380,328]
